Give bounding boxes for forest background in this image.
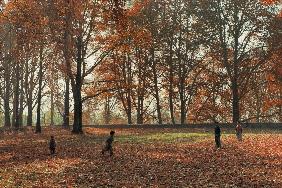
[0,0,281,133]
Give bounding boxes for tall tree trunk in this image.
[139,75,145,124]
[136,62,144,124]
[12,98,16,128]
[168,69,175,124]
[25,58,32,127]
[72,88,83,133]
[151,49,162,124]
[126,92,132,124]
[180,88,186,124]
[232,10,240,124]
[126,59,132,125]
[137,95,144,124]
[50,86,54,126]
[72,36,83,134]
[232,79,240,123]
[26,101,33,126]
[178,63,186,125]
[104,96,111,124]
[35,47,44,133]
[12,62,20,130]
[168,43,175,125]
[19,76,24,128]
[3,25,13,128]
[4,61,11,128]
[63,0,73,130]
[63,77,70,128]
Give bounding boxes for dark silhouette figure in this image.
[49,136,56,155]
[214,122,221,149]
[102,130,115,156]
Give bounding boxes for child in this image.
[101,130,115,156]
[49,136,56,155]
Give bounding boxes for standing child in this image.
[102,130,115,156]
[214,122,221,149]
[236,122,243,141]
[49,136,56,155]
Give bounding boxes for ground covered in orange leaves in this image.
[0,127,281,187]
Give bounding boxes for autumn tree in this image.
[1,0,54,132]
[0,1,14,128]
[0,0,280,127]
[197,0,275,123]
[41,0,130,132]
[93,0,156,124]
[265,8,282,121]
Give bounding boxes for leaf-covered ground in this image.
[0,127,281,187]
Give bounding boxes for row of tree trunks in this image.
[2,45,42,129]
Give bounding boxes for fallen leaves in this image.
[0,127,281,187]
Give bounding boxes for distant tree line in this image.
[0,0,281,133]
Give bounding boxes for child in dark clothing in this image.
[101,130,115,156]
[49,136,56,155]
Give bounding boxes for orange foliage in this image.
[261,0,280,5]
[4,0,47,36]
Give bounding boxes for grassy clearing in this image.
[116,132,212,143]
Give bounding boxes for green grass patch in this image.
[116,132,212,143]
